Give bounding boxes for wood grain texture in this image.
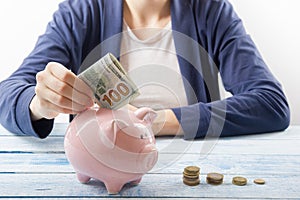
[1,153,299,175]
[1,174,300,199]
[1,136,299,155]
[0,123,300,199]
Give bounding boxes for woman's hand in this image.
[30,62,94,121]
[153,109,183,136]
[127,104,183,136]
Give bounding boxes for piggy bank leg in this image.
[131,177,142,186]
[104,181,125,195]
[76,172,91,183]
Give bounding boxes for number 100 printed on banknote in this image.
[78,53,140,109]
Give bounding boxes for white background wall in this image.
[0,0,299,124]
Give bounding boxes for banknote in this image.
[78,53,139,109]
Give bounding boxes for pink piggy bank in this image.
[64,107,158,194]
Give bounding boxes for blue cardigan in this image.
[0,0,290,139]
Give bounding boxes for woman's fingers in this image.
[36,62,94,108]
[39,72,94,107]
[47,62,94,99]
[35,85,88,113]
[31,62,95,120]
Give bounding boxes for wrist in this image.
[29,95,43,121]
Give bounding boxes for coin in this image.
[183,166,200,186]
[183,172,199,179]
[254,178,265,185]
[206,172,224,185]
[232,176,247,186]
[184,166,200,175]
[183,177,200,186]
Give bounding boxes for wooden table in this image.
[1,123,300,199]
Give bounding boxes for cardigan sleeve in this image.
[0,0,100,138]
[172,0,290,139]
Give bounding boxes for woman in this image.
[0,0,290,139]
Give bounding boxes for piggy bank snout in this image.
[137,144,158,172]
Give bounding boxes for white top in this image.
[120,20,188,110]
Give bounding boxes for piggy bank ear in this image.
[134,107,157,125]
[100,119,128,149]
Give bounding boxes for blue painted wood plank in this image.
[0,173,299,199]
[1,153,300,176]
[0,197,270,200]
[1,125,300,199]
[0,137,64,153]
[1,136,299,155]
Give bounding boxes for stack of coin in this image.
[183,166,200,186]
[232,176,247,186]
[206,172,224,185]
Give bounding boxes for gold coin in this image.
[232,176,247,186]
[183,176,199,182]
[207,172,224,181]
[206,172,224,185]
[183,177,200,186]
[184,166,200,174]
[206,179,223,185]
[254,178,265,185]
[183,172,199,179]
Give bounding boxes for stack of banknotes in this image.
[78,53,139,109]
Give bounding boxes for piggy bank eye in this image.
[123,123,153,139]
[140,128,151,139]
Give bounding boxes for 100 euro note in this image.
[78,53,139,109]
